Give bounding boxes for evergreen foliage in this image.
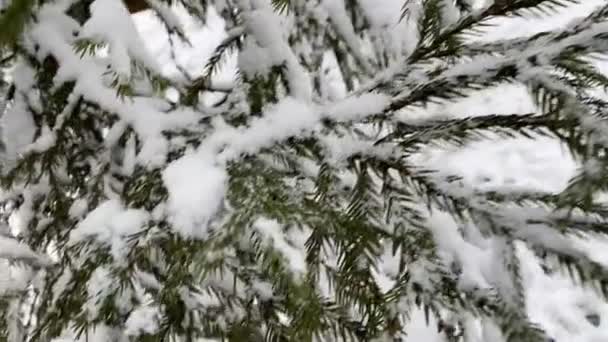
[0,0,607,341]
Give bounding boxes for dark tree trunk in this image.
[124,0,150,13]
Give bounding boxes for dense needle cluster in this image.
[0,0,608,341]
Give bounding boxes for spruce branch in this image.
[184,26,243,105]
[0,0,35,50]
[487,0,581,17]
[376,113,575,150]
[4,0,608,340]
[271,0,290,13]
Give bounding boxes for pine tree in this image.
[1,0,608,341]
